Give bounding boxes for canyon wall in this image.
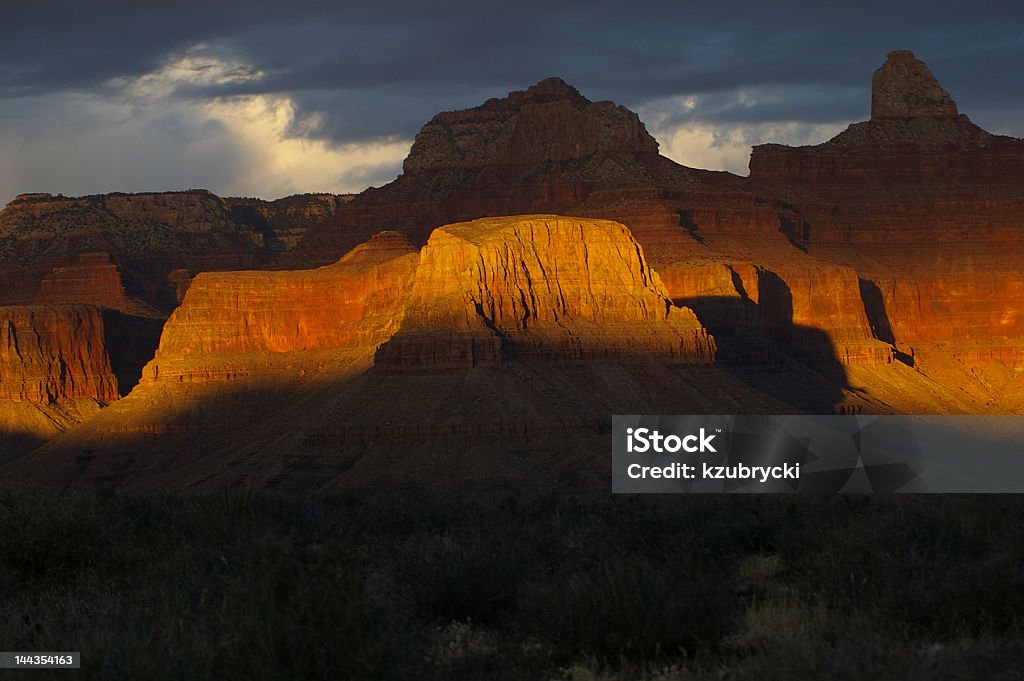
[0,190,342,311]
[0,305,117,404]
[5,49,1024,490]
[746,51,1024,373]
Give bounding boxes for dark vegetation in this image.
[1,487,1022,680]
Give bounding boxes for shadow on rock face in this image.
[677,268,850,413]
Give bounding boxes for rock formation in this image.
[376,216,713,368]
[5,49,1024,491]
[33,252,156,314]
[404,77,659,172]
[0,190,344,311]
[145,218,711,382]
[288,77,886,371]
[287,76,687,260]
[0,305,117,404]
[871,50,958,120]
[0,304,119,462]
[746,50,1024,389]
[750,50,1024,179]
[143,231,418,384]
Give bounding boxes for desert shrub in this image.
[2,487,1023,680]
[519,554,735,662]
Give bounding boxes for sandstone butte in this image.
[376,216,713,368]
[4,50,1024,492]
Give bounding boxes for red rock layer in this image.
[150,218,714,377]
[146,232,419,382]
[0,305,117,403]
[871,273,1024,346]
[32,252,162,316]
[0,190,346,311]
[745,51,1024,371]
[661,260,893,367]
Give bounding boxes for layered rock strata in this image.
[747,50,1024,375]
[5,215,1004,492]
[145,231,419,383]
[0,305,117,404]
[376,216,714,368]
[32,252,162,316]
[0,190,345,310]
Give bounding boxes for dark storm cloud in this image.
[2,0,1024,203]
[3,0,1024,141]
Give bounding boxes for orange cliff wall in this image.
[376,215,715,368]
[742,51,1024,368]
[862,273,1024,367]
[138,217,714,383]
[0,305,118,403]
[659,259,891,367]
[144,232,419,383]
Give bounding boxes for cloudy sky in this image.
[1,1,1023,206]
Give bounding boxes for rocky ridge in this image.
[0,190,345,311]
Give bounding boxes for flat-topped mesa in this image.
[402,77,659,173]
[33,252,156,315]
[376,215,714,368]
[145,231,419,383]
[871,50,958,120]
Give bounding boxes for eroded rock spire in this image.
[871,50,958,119]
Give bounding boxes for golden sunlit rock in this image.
[376,215,714,368]
[147,231,418,382]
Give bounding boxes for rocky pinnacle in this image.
[871,50,958,119]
